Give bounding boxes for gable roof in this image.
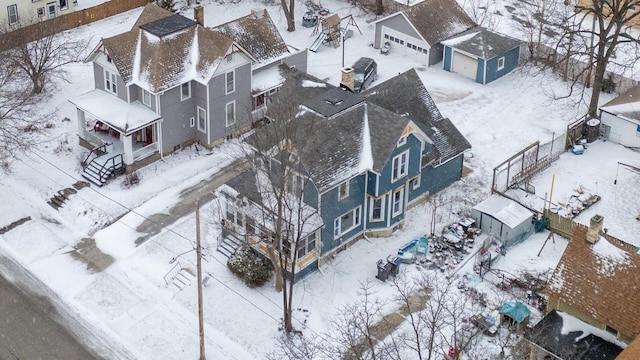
[133,3,174,28]
[600,84,640,123]
[364,68,471,166]
[212,9,290,70]
[546,227,640,340]
[100,6,237,93]
[402,0,476,45]
[441,26,521,59]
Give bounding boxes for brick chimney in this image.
[194,6,204,26]
[586,214,603,244]
[340,67,354,92]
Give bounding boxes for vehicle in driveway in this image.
[352,57,377,93]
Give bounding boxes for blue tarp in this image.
[499,301,531,324]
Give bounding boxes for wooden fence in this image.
[0,0,152,52]
[543,209,638,252]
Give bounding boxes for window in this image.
[181,82,191,101]
[104,69,117,94]
[226,203,236,224]
[392,188,404,216]
[392,151,409,181]
[286,172,304,194]
[296,231,317,259]
[197,106,206,133]
[106,54,112,63]
[142,89,151,106]
[225,71,235,94]
[37,7,44,17]
[245,216,255,235]
[226,53,233,63]
[497,57,505,71]
[338,180,349,200]
[384,34,389,40]
[370,197,384,222]
[334,207,362,238]
[225,101,235,127]
[605,326,618,337]
[190,117,195,128]
[59,0,67,10]
[411,175,421,190]
[47,2,56,19]
[7,5,18,25]
[398,135,407,146]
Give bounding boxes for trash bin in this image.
[387,255,401,277]
[376,259,392,281]
[302,11,318,28]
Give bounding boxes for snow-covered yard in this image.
[0,0,638,359]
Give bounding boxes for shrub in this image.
[228,246,272,288]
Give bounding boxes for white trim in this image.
[370,196,385,222]
[338,180,349,201]
[104,68,117,95]
[392,188,404,217]
[225,70,235,94]
[142,89,151,106]
[497,56,505,71]
[197,106,206,133]
[190,117,195,128]
[180,82,191,101]
[225,101,236,127]
[411,174,421,190]
[392,150,409,181]
[7,4,18,25]
[334,206,362,238]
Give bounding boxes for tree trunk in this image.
[269,248,284,292]
[282,0,295,32]
[375,0,384,16]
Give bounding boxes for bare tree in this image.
[267,333,326,360]
[6,26,86,94]
[425,193,456,236]
[237,77,322,334]
[513,0,568,63]
[281,0,296,32]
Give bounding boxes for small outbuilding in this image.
[471,195,533,247]
[499,301,531,329]
[599,84,640,148]
[441,27,522,84]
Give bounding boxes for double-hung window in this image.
[142,89,151,106]
[59,0,67,10]
[334,207,362,238]
[197,106,206,133]
[392,188,404,217]
[338,180,349,200]
[296,231,317,260]
[181,82,191,101]
[392,151,409,181]
[7,5,18,25]
[225,71,235,94]
[104,69,117,94]
[497,57,505,71]
[370,197,384,222]
[225,101,235,127]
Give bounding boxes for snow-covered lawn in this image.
[0,0,637,359]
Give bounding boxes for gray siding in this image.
[283,49,308,73]
[159,83,196,152]
[208,62,252,144]
[375,15,422,48]
[429,44,444,66]
[93,63,127,101]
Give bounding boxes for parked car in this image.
[352,57,377,93]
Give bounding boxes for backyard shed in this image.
[599,84,640,148]
[471,195,533,247]
[441,27,522,84]
[500,301,531,325]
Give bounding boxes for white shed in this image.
[472,195,534,247]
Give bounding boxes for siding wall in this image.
[484,46,521,84]
[374,15,421,48]
[159,82,197,152]
[209,60,252,143]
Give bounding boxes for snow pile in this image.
[358,104,373,172]
[591,237,631,275]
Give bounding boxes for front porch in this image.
[71,89,163,170]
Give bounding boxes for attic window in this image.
[605,326,618,337]
[398,135,407,146]
[325,97,343,106]
[226,54,233,63]
[106,54,112,63]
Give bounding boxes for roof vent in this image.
[325,97,343,106]
[252,8,265,18]
[586,214,603,244]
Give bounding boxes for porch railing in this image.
[81,143,107,169]
[95,154,125,184]
[133,142,158,161]
[251,106,267,121]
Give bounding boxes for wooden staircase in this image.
[81,144,125,187]
[217,234,244,259]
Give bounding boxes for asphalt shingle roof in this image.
[403,0,476,45]
[441,26,522,59]
[212,9,289,70]
[546,227,640,340]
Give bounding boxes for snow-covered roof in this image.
[212,9,290,71]
[441,26,522,59]
[546,226,640,340]
[600,102,640,124]
[402,0,476,45]
[69,89,161,135]
[99,7,237,93]
[251,65,285,94]
[472,194,532,229]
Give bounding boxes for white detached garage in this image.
[472,195,534,248]
[372,0,476,66]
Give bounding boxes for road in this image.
[0,271,98,360]
[0,251,136,360]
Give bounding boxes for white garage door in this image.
[380,26,429,64]
[452,51,477,80]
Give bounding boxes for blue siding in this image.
[476,59,485,84]
[443,47,453,71]
[289,259,319,281]
[421,154,464,194]
[365,194,389,230]
[378,134,421,195]
[319,174,366,255]
[485,46,520,84]
[366,171,378,196]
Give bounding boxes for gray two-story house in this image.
[217,67,471,280]
[70,4,307,186]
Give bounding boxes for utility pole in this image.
[196,201,205,360]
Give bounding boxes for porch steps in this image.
[170,269,194,292]
[46,181,90,210]
[217,234,244,259]
[81,158,113,187]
